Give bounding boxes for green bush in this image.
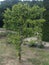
[28,40,37,47]
[38,43,44,48]
[28,40,44,48]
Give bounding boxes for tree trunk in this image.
[18,35,23,63]
[18,45,21,63]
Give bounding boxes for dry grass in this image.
[0,37,49,65]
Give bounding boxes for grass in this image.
[27,48,49,65]
[0,37,49,65]
[0,38,18,65]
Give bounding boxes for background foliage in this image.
[42,0,49,42]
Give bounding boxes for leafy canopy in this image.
[3,3,45,50]
[3,3,45,37]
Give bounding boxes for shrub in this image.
[28,40,37,47]
[38,43,44,48]
[28,40,44,48]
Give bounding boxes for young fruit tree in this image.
[3,3,45,62]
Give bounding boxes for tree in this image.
[3,3,45,62]
[0,0,43,27]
